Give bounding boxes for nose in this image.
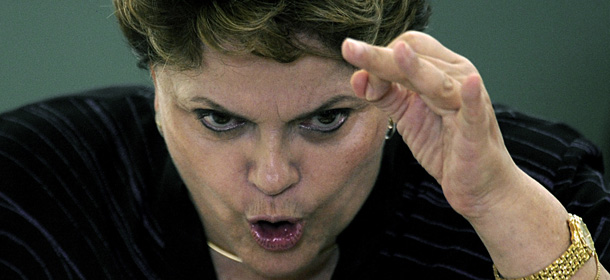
[248,133,299,196]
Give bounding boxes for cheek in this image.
[307,133,383,189]
[301,114,386,226]
[309,109,386,189]
[161,103,249,218]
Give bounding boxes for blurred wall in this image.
[2,1,609,180]
[427,1,610,181]
[0,1,151,111]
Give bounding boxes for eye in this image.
[300,109,350,133]
[195,109,246,132]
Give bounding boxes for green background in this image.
[2,1,609,180]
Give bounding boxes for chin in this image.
[244,243,331,279]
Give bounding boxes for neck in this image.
[209,244,340,280]
[208,241,243,263]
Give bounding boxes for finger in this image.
[349,70,369,99]
[460,74,484,125]
[392,41,462,111]
[458,74,495,142]
[342,38,412,93]
[342,36,462,84]
[350,68,394,102]
[343,40,401,105]
[350,69,410,118]
[389,31,463,64]
[343,38,462,112]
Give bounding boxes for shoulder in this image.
[493,106,610,265]
[494,105,603,182]
[0,85,158,172]
[0,85,172,278]
[1,85,155,133]
[0,85,164,195]
[0,85,156,145]
[368,105,609,277]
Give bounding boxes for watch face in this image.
[581,222,595,249]
[572,214,595,249]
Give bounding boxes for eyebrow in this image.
[188,95,365,122]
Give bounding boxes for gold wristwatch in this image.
[493,214,599,280]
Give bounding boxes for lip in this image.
[248,216,304,251]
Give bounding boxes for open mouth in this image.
[249,219,304,251]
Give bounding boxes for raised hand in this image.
[341,31,608,279]
[341,31,522,219]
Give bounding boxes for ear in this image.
[151,67,160,112]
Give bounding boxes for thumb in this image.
[350,70,410,119]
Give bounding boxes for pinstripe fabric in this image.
[0,86,213,279]
[0,86,608,279]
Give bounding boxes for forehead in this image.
[159,49,357,119]
[202,49,353,91]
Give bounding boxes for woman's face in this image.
[153,49,387,278]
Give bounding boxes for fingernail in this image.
[396,41,416,64]
[345,38,364,57]
[365,83,376,101]
[365,81,391,102]
[403,42,416,60]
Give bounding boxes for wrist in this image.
[456,166,535,223]
[462,168,572,276]
[493,214,599,280]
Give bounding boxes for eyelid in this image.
[194,108,245,121]
[194,109,247,133]
[193,105,354,135]
[299,107,349,121]
[298,108,351,133]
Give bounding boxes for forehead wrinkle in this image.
[278,63,355,122]
[165,51,356,122]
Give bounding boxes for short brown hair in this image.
[113,0,431,69]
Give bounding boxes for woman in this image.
[1,0,608,279]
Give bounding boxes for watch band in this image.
[493,214,597,280]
